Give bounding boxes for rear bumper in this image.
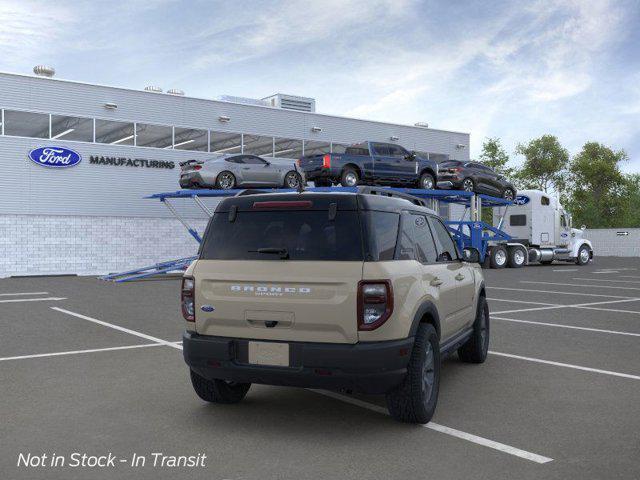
[183,331,413,394]
[437,178,463,189]
[179,172,206,188]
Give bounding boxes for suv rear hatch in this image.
[193,195,363,344]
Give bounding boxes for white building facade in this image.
[0,71,470,277]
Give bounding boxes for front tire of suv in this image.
[190,369,251,404]
[462,178,475,192]
[502,188,515,201]
[386,323,440,424]
[458,296,490,363]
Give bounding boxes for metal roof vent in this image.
[262,93,316,112]
[167,89,185,96]
[414,122,429,128]
[33,65,55,77]
[144,86,163,93]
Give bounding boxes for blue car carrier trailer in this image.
[101,186,516,282]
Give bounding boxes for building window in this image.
[136,123,173,148]
[210,131,242,154]
[95,119,135,145]
[173,127,208,151]
[303,140,331,156]
[243,135,274,156]
[3,110,49,138]
[273,137,303,158]
[51,114,93,142]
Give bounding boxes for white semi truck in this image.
[487,189,593,268]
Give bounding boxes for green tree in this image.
[479,137,514,177]
[620,174,640,227]
[515,135,569,193]
[566,142,628,228]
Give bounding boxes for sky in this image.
[1,0,639,172]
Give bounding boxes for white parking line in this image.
[573,278,640,284]
[310,390,553,464]
[575,305,640,315]
[488,286,638,300]
[0,292,49,296]
[0,297,67,303]
[51,307,182,350]
[0,343,163,362]
[487,298,559,307]
[492,316,640,337]
[552,269,578,272]
[489,351,640,381]
[520,281,640,292]
[492,297,640,315]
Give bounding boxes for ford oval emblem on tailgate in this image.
[201,305,215,312]
[28,146,82,168]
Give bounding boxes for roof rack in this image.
[356,186,427,207]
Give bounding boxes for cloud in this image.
[0,1,75,63]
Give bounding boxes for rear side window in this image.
[428,217,459,262]
[362,211,399,261]
[200,210,363,261]
[397,213,438,263]
[510,214,526,226]
[371,143,390,156]
[345,147,370,156]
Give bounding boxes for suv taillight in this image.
[322,154,331,168]
[358,280,393,331]
[181,277,195,321]
[193,165,202,170]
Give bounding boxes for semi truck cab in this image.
[495,189,593,266]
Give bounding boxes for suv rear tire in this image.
[190,369,251,404]
[418,172,435,190]
[386,323,440,424]
[458,296,489,363]
[340,167,359,187]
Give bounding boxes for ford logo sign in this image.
[514,195,530,205]
[28,146,82,168]
[201,305,215,312]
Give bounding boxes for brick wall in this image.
[0,215,208,277]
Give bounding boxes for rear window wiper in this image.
[249,247,290,259]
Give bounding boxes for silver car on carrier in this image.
[179,154,304,190]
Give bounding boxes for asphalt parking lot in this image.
[1,257,639,480]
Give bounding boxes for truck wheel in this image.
[489,245,507,269]
[418,172,435,190]
[507,246,526,268]
[458,296,489,363]
[386,323,440,424]
[576,245,591,265]
[190,370,251,404]
[340,168,359,187]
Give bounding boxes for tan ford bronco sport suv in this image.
[182,188,489,423]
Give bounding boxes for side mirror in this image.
[581,224,586,230]
[264,161,271,166]
[462,248,480,263]
[404,153,416,161]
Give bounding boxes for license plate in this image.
[248,341,290,367]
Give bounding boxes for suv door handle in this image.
[455,273,465,281]
[242,167,250,170]
[430,278,443,287]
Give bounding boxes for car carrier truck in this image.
[487,189,593,268]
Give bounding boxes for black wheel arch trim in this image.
[409,301,441,340]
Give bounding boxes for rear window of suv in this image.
[200,210,364,261]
